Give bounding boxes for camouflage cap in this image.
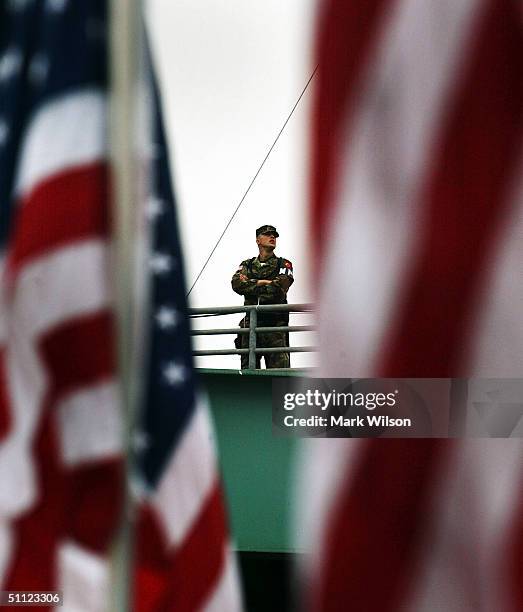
[256,224,279,237]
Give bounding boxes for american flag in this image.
[132,41,242,612]
[0,1,241,610]
[0,0,122,605]
[305,0,523,610]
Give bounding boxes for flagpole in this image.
[109,1,142,610]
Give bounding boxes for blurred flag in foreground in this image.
[132,42,242,612]
[304,1,523,610]
[0,1,241,610]
[0,0,122,605]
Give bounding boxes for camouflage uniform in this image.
[231,253,294,369]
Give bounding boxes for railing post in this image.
[248,308,257,369]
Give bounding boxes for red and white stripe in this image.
[134,395,242,611]
[307,0,523,610]
[0,83,241,610]
[0,88,123,609]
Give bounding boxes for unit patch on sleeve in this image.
[279,261,293,276]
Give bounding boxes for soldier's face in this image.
[257,233,277,249]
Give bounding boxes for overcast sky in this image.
[146,0,318,368]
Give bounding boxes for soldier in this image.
[231,225,294,369]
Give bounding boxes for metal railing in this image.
[188,303,315,369]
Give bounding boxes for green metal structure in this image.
[198,368,302,553]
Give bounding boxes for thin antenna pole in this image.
[186,65,318,297]
[109,1,141,610]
